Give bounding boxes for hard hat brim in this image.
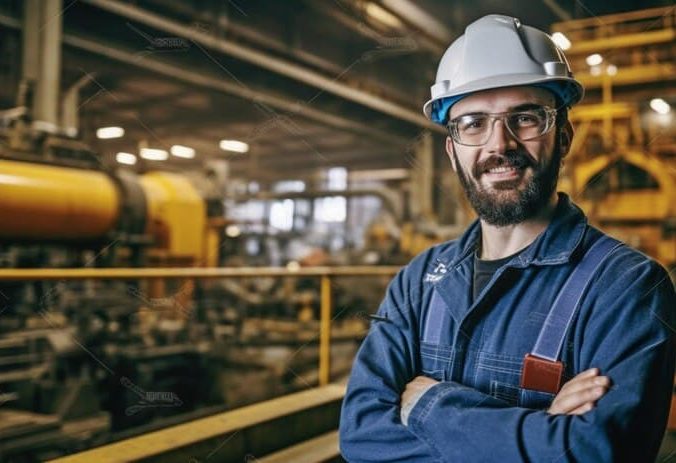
[423,74,584,124]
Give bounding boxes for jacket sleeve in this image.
[339,265,442,462]
[406,256,676,463]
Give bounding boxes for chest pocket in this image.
[520,389,556,410]
[420,341,454,382]
[475,351,555,409]
[475,351,522,406]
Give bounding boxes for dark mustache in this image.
[474,151,535,176]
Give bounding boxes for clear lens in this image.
[448,107,556,146]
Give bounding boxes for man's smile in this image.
[482,165,526,182]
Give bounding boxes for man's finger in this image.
[559,375,610,397]
[557,368,599,393]
[548,385,607,414]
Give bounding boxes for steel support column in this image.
[33,0,63,133]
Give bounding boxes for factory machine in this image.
[0,121,375,461]
[552,7,676,272]
[0,116,216,460]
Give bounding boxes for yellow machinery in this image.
[568,149,675,264]
[0,159,120,240]
[553,7,676,269]
[139,172,206,265]
[0,159,210,266]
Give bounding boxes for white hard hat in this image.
[423,14,584,125]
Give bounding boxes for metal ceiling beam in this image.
[143,0,347,77]
[103,91,192,112]
[0,12,413,146]
[233,143,415,165]
[81,0,442,132]
[541,0,572,21]
[306,0,442,55]
[229,150,410,176]
[378,0,453,44]
[85,96,386,158]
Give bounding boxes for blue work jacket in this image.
[340,193,676,462]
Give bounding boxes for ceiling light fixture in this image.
[170,145,196,159]
[96,126,125,139]
[116,152,137,165]
[551,32,571,50]
[586,53,603,66]
[140,148,169,161]
[650,98,671,115]
[219,140,249,153]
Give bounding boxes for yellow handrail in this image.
[47,384,346,463]
[0,266,400,386]
[320,275,333,386]
[0,266,401,280]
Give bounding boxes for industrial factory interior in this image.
[0,0,674,462]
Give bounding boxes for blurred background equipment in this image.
[0,1,673,461]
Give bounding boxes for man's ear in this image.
[558,120,573,161]
[445,136,457,172]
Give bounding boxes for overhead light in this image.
[225,225,241,238]
[606,64,618,76]
[170,144,195,159]
[551,32,571,50]
[116,152,137,165]
[219,139,249,153]
[365,2,402,28]
[140,148,168,161]
[650,98,671,115]
[97,126,125,139]
[586,53,603,67]
[590,65,602,76]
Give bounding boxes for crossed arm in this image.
[339,261,675,463]
[401,367,611,422]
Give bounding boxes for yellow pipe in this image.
[569,103,634,122]
[319,275,332,386]
[567,28,675,54]
[577,63,674,88]
[0,159,120,240]
[602,75,613,150]
[553,6,673,31]
[0,266,401,281]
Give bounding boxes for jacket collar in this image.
[440,192,588,269]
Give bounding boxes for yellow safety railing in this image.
[0,266,400,385]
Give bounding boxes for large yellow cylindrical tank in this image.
[0,159,120,240]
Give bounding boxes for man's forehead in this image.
[449,86,555,117]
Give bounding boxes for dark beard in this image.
[453,138,562,226]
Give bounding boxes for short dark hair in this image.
[555,106,569,129]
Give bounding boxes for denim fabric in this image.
[339,193,676,462]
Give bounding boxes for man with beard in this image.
[340,14,675,463]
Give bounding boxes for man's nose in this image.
[486,119,517,154]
